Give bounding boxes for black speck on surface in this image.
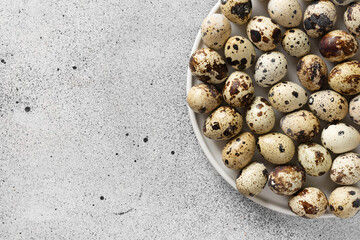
[25,107,31,112]
[72,66,77,69]
[100,196,105,200]
[1,59,6,64]
[171,151,175,155]
[143,137,148,143]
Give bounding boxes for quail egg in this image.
[330,153,360,185]
[350,94,360,125]
[189,48,228,84]
[247,16,282,51]
[268,165,306,196]
[187,84,222,114]
[328,61,360,95]
[344,2,360,38]
[281,110,320,142]
[223,71,255,108]
[203,106,243,140]
[282,28,311,58]
[254,51,288,87]
[236,162,268,197]
[220,0,252,25]
[268,0,302,28]
[246,97,276,134]
[296,54,328,91]
[321,123,360,154]
[222,132,256,170]
[331,0,355,6]
[298,142,332,177]
[329,186,360,219]
[224,36,256,70]
[201,14,232,50]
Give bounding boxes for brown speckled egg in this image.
[344,2,360,38]
[319,30,359,62]
[308,90,348,122]
[246,97,275,134]
[187,84,222,114]
[222,132,255,170]
[329,186,360,219]
[201,14,232,50]
[268,165,306,196]
[246,16,282,51]
[268,0,302,28]
[328,61,360,95]
[223,71,255,108]
[289,187,328,219]
[189,48,229,84]
[254,51,287,87]
[331,0,354,6]
[224,36,256,70]
[203,106,243,140]
[330,152,360,185]
[268,81,308,113]
[220,0,252,25]
[281,28,311,58]
[303,0,337,38]
[280,110,320,142]
[236,162,268,197]
[298,142,332,177]
[296,54,328,92]
[257,132,295,165]
[350,94,360,125]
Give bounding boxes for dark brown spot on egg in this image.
[272,28,281,45]
[231,1,252,20]
[300,200,319,215]
[352,198,360,208]
[304,13,333,35]
[250,30,261,43]
[229,79,240,96]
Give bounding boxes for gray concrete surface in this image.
[0,0,359,239]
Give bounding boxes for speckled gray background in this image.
[0,0,359,239]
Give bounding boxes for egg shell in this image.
[246,97,276,134]
[189,48,229,84]
[303,0,337,38]
[236,162,268,196]
[281,110,320,142]
[222,132,256,170]
[203,106,243,140]
[220,0,252,25]
[296,54,328,91]
[268,165,306,196]
[268,81,308,113]
[254,51,287,87]
[298,142,332,177]
[288,187,328,218]
[187,84,222,114]
[329,186,360,218]
[330,152,360,185]
[257,132,295,164]
[246,16,282,51]
[331,0,354,6]
[350,94,360,125]
[319,30,359,62]
[223,71,255,108]
[328,61,360,96]
[344,2,360,38]
[308,90,348,122]
[224,36,256,70]
[201,14,232,50]
[268,0,302,28]
[321,123,360,154]
[281,28,311,58]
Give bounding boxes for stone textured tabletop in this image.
[1,0,359,239]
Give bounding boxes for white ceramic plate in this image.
[187,0,360,218]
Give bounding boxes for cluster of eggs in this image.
[187,0,360,219]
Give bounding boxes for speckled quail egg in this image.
[330,153,360,185]
[329,186,360,219]
[220,0,252,25]
[268,0,302,28]
[223,71,255,108]
[281,110,320,142]
[201,14,232,50]
[319,30,359,62]
[187,84,222,114]
[296,54,328,91]
[203,106,243,140]
[224,36,256,70]
[303,0,337,38]
[321,123,360,154]
[350,94,360,125]
[246,16,282,51]
[328,61,360,96]
[222,132,255,170]
[236,162,268,197]
[282,29,311,58]
[246,97,275,134]
[331,0,354,6]
[345,2,360,38]
[308,90,348,122]
[268,165,306,196]
[189,48,228,84]
[268,81,308,113]
[289,187,328,219]
[257,132,295,164]
[298,142,332,176]
[254,51,287,87]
